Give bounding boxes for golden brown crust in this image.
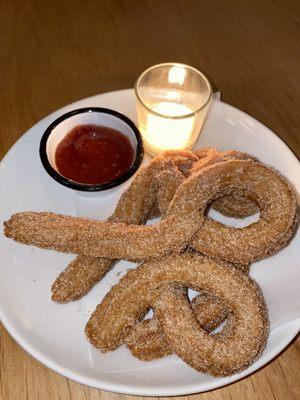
[212,194,259,218]
[51,256,114,303]
[5,160,296,265]
[125,251,247,361]
[190,149,259,218]
[155,167,185,216]
[51,151,197,302]
[85,254,269,376]
[43,148,260,304]
[154,281,268,376]
[51,148,256,303]
[191,161,297,264]
[3,148,296,376]
[125,318,173,360]
[125,293,229,361]
[190,292,229,332]
[153,149,259,219]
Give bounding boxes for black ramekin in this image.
[39,107,144,192]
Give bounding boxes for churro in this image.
[52,151,197,302]
[125,292,229,361]
[5,160,296,265]
[53,149,258,302]
[85,253,269,377]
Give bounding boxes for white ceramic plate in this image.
[0,89,299,396]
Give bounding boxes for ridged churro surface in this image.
[50,148,259,302]
[85,254,269,376]
[52,151,197,302]
[5,160,296,265]
[3,148,297,376]
[125,292,229,361]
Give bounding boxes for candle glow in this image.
[135,63,212,157]
[144,102,194,153]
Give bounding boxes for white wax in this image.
[145,102,194,152]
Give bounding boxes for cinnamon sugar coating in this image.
[51,255,115,303]
[52,148,257,303]
[191,149,258,218]
[125,318,172,360]
[213,193,258,218]
[5,160,296,265]
[191,161,297,264]
[125,292,229,361]
[85,254,269,377]
[52,151,197,302]
[2,148,298,375]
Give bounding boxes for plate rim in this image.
[1,314,299,396]
[0,89,299,396]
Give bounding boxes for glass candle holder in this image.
[135,63,212,157]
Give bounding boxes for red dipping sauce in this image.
[55,124,135,185]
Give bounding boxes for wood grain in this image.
[0,1,299,399]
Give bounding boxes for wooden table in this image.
[1,1,299,399]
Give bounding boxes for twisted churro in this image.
[122,153,252,361]
[191,149,258,218]
[154,282,267,376]
[3,156,211,258]
[191,161,297,264]
[4,160,296,265]
[2,148,297,375]
[85,253,269,377]
[155,148,258,218]
[125,292,229,361]
[52,151,197,302]
[52,148,257,303]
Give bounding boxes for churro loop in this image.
[5,160,296,265]
[125,292,229,361]
[85,254,269,376]
[155,149,258,219]
[191,161,296,264]
[52,149,254,303]
[191,149,258,218]
[154,282,267,376]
